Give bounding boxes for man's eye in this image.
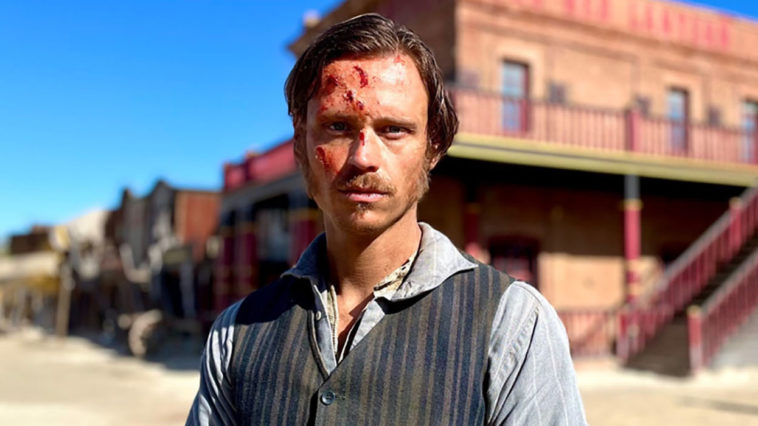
[328,122,349,132]
[384,125,407,135]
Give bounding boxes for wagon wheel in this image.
[128,309,164,358]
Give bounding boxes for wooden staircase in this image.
[618,185,758,374]
[711,307,758,369]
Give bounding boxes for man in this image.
[187,14,586,425]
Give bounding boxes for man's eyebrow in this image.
[314,112,418,128]
[315,111,359,123]
[375,117,418,130]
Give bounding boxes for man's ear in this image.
[427,143,443,170]
[429,153,441,170]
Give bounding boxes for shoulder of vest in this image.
[235,275,311,326]
[455,250,516,290]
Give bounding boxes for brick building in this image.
[217,0,758,369]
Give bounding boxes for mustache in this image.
[335,171,396,194]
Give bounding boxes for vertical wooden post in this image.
[464,202,484,262]
[617,307,629,361]
[214,212,235,313]
[624,175,642,303]
[687,306,703,373]
[519,98,529,133]
[626,108,641,152]
[55,263,74,337]
[289,191,319,266]
[729,197,743,257]
[239,207,257,295]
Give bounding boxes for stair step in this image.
[626,318,690,377]
[710,306,758,369]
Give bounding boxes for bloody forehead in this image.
[318,65,370,97]
[313,52,415,96]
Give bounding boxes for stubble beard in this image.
[301,156,432,233]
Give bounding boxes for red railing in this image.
[451,88,757,165]
[688,249,758,371]
[617,184,758,362]
[558,308,618,358]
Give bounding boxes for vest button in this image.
[320,390,335,405]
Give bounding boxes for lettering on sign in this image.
[499,0,733,51]
[627,0,731,50]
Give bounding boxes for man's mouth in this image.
[339,187,388,203]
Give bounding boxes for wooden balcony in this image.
[451,88,758,186]
[223,140,297,192]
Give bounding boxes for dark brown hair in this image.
[285,13,458,166]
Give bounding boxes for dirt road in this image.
[1,328,758,425]
[0,328,199,426]
[579,365,758,425]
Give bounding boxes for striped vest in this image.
[230,262,513,425]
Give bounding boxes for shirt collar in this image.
[281,222,477,300]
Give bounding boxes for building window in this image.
[667,88,689,153]
[742,100,758,162]
[502,61,529,133]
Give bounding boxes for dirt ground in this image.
[578,362,758,425]
[1,328,757,425]
[0,328,200,426]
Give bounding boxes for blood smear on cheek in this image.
[343,90,355,103]
[315,146,339,175]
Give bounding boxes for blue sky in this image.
[1,0,757,242]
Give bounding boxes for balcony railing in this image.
[224,140,296,192]
[558,308,617,358]
[452,88,757,165]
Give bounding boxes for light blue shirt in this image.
[187,223,587,425]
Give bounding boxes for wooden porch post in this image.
[624,174,642,303]
[625,108,641,152]
[239,206,258,295]
[289,191,319,266]
[214,212,235,313]
[463,183,488,263]
[464,202,483,260]
[687,306,704,373]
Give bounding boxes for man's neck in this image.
[324,212,422,299]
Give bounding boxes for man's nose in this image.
[347,129,381,172]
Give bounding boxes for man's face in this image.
[301,53,432,235]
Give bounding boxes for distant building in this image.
[1,225,62,331]
[90,180,220,353]
[218,0,758,370]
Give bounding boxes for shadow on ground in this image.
[71,328,203,372]
[680,396,758,417]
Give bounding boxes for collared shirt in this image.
[320,251,417,362]
[187,223,588,425]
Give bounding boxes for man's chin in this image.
[340,211,392,236]
[335,203,419,236]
